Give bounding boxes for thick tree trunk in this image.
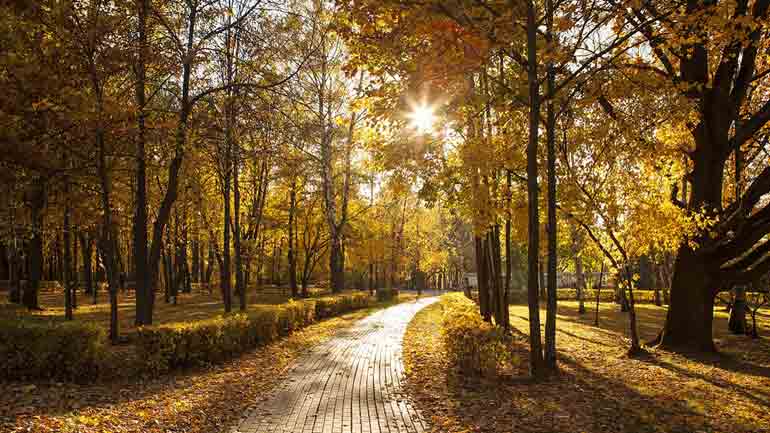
[329,237,344,293]
[659,245,717,351]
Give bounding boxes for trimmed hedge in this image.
[556,288,662,304]
[440,293,514,377]
[314,292,373,319]
[0,292,377,381]
[0,318,106,382]
[136,293,374,374]
[375,287,399,302]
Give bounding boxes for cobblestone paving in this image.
[230,297,437,433]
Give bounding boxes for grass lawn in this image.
[403,298,770,433]
[0,285,332,336]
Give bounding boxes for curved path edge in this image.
[230,296,438,433]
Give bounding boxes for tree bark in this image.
[23,178,45,311]
[288,179,298,297]
[659,245,717,351]
[133,0,151,326]
[728,285,748,334]
[525,0,545,376]
[544,0,558,367]
[64,158,73,321]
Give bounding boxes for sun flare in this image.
[408,104,436,134]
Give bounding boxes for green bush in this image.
[375,288,399,302]
[314,292,373,319]
[440,293,514,377]
[135,300,317,374]
[556,288,663,304]
[0,318,106,382]
[135,293,374,374]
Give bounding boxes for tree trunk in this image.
[505,170,512,327]
[594,261,605,326]
[64,163,73,321]
[538,256,546,299]
[133,0,151,326]
[525,0,545,377]
[475,235,491,321]
[288,180,298,298]
[222,175,232,312]
[72,226,78,309]
[728,285,747,334]
[572,226,586,314]
[626,272,641,353]
[234,138,245,311]
[80,233,94,302]
[659,245,717,351]
[329,237,344,293]
[24,178,45,311]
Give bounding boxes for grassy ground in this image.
[0,293,419,433]
[403,298,770,433]
[0,285,331,335]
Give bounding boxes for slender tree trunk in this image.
[505,171,512,328]
[544,0,558,367]
[475,235,490,321]
[728,285,748,334]
[24,178,45,311]
[288,179,298,297]
[95,96,120,343]
[525,0,545,377]
[64,158,73,321]
[133,0,151,326]
[594,261,605,326]
[626,271,641,353]
[144,2,196,324]
[222,175,232,312]
[72,226,78,309]
[234,137,245,310]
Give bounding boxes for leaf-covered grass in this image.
[0,286,331,337]
[403,296,770,433]
[0,295,415,433]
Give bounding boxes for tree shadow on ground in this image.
[637,354,770,407]
[434,351,750,433]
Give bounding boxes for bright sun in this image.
[407,104,436,134]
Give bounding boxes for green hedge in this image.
[314,292,373,319]
[0,293,377,381]
[440,293,514,377]
[136,293,374,374]
[375,288,399,302]
[557,288,662,304]
[0,318,107,382]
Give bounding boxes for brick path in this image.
[230,296,437,433]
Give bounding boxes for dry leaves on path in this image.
[0,306,383,433]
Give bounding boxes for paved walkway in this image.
[231,296,437,433]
